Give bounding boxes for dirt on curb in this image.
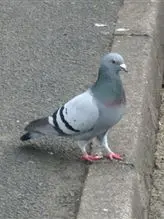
[149,90,164,219]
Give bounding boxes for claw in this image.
[105,152,123,160]
[81,154,103,161]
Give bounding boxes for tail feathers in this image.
[25,117,49,132]
[20,132,31,141]
[20,131,44,141]
[20,116,57,141]
[25,117,55,134]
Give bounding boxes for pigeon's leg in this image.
[97,132,123,160]
[78,140,102,161]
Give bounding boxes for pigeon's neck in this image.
[91,65,126,106]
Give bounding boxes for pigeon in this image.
[20,53,128,161]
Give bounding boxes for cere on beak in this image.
[120,63,128,72]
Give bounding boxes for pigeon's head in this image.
[100,53,128,73]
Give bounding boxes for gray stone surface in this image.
[149,2,164,219]
[0,0,122,218]
[77,1,164,219]
[149,91,164,219]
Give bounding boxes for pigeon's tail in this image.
[20,117,57,141]
[20,132,31,141]
[20,131,44,141]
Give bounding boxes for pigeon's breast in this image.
[74,103,126,141]
[98,103,126,128]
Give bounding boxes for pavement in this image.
[0,0,123,219]
[1,0,164,219]
[149,90,164,219]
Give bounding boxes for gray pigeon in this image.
[20,53,128,161]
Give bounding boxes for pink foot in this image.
[81,154,102,161]
[105,152,123,160]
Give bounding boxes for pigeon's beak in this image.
[120,63,128,72]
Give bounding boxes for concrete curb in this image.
[77,1,164,219]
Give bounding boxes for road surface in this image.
[0,0,122,218]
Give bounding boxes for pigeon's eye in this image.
[112,60,116,64]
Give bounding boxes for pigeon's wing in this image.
[49,90,99,136]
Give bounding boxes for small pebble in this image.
[103,208,109,212]
[48,151,54,155]
[94,23,107,27]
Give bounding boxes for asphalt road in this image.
[0,0,122,218]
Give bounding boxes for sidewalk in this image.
[77,0,164,218]
[1,0,164,218]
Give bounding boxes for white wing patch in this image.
[48,116,54,126]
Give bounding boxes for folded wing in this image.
[50,90,99,136]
